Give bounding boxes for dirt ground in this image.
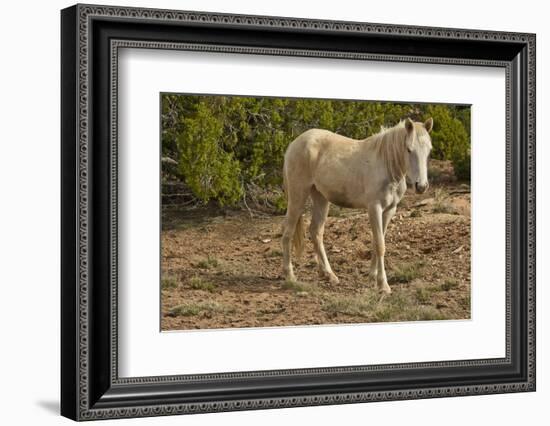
[161,160,471,331]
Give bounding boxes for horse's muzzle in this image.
[415,182,429,194]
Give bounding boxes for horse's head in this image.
[404,117,433,194]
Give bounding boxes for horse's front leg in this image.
[368,204,391,294]
[368,205,396,289]
[383,206,397,235]
[368,250,378,286]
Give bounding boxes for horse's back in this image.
[285,129,358,166]
[288,128,356,148]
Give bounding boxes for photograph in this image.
[160,94,472,331]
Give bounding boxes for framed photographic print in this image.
[61,3,536,421]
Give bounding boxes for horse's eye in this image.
[407,148,412,153]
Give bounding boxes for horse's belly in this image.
[327,191,361,209]
[314,183,367,209]
[311,148,371,209]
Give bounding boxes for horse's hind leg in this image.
[310,187,339,284]
[281,186,309,282]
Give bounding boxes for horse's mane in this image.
[366,121,409,182]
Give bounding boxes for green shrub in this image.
[423,105,470,180]
[177,102,243,206]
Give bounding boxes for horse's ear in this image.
[424,117,433,133]
[405,118,414,134]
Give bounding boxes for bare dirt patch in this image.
[161,163,470,331]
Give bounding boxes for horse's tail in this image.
[293,214,305,258]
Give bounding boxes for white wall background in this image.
[0,0,546,424]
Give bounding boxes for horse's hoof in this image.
[284,272,298,283]
[328,274,340,284]
[379,285,392,295]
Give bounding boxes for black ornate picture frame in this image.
[61,4,536,421]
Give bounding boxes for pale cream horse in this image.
[281,118,433,294]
